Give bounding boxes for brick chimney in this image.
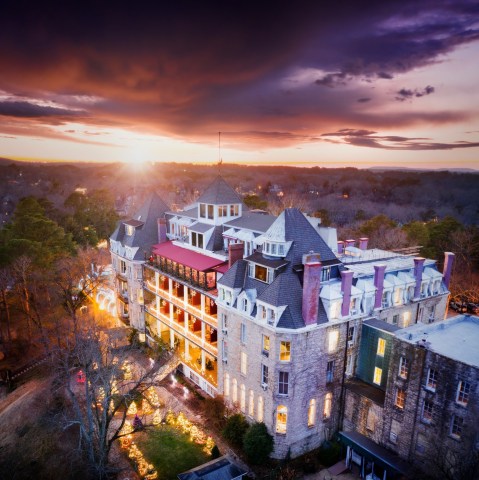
[337,241,345,254]
[413,257,425,299]
[341,270,354,317]
[359,237,369,250]
[345,239,355,248]
[302,253,322,326]
[442,252,455,289]
[374,264,387,309]
[158,218,167,244]
[228,243,244,268]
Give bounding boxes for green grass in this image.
[138,425,211,480]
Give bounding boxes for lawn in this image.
[138,425,211,480]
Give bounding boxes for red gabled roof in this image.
[152,241,226,272]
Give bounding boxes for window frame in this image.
[279,341,291,362]
[398,356,409,379]
[278,371,289,396]
[395,388,406,409]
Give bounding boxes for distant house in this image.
[177,456,247,480]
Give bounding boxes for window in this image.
[261,364,269,386]
[395,388,406,409]
[328,330,339,352]
[199,203,206,218]
[224,373,230,397]
[278,372,289,395]
[191,232,204,248]
[262,335,270,356]
[240,351,247,375]
[345,354,353,375]
[422,400,433,423]
[230,204,239,216]
[456,381,470,406]
[120,260,127,274]
[218,205,228,217]
[207,204,214,220]
[222,340,228,361]
[240,384,246,412]
[321,267,331,282]
[308,399,316,427]
[416,433,427,454]
[377,338,386,356]
[392,314,399,325]
[373,367,382,385]
[125,224,134,236]
[323,393,332,419]
[347,326,355,343]
[450,415,463,439]
[390,419,400,443]
[276,405,287,434]
[367,408,376,432]
[221,313,227,331]
[398,357,409,379]
[241,297,249,313]
[240,323,246,344]
[326,361,334,383]
[426,368,438,391]
[280,341,291,361]
[257,396,264,422]
[249,390,254,417]
[232,379,238,403]
[250,264,269,283]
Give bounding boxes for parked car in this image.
[466,302,479,314]
[449,301,467,313]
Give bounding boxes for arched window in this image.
[323,393,332,419]
[257,396,264,422]
[308,399,316,427]
[240,384,246,412]
[276,405,288,434]
[224,373,230,397]
[232,378,238,403]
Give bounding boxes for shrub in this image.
[211,445,221,459]
[204,395,226,429]
[222,414,249,447]
[243,422,274,464]
[317,440,342,467]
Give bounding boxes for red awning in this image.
[213,263,229,274]
[152,241,227,272]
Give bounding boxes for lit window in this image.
[450,415,463,439]
[278,371,289,395]
[261,364,269,386]
[456,381,470,406]
[308,399,316,427]
[395,388,406,409]
[276,405,287,434]
[422,400,433,423]
[125,224,134,236]
[377,338,386,356]
[241,351,247,375]
[323,393,332,419]
[373,367,382,385]
[280,341,291,361]
[398,357,409,379]
[249,390,254,417]
[426,368,438,391]
[326,360,334,383]
[240,323,247,344]
[240,384,246,412]
[328,330,339,352]
[257,396,264,422]
[224,373,230,397]
[262,335,270,355]
[232,379,237,403]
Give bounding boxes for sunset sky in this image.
[0,1,478,169]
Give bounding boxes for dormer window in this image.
[199,203,214,220]
[248,262,272,283]
[191,232,204,248]
[230,205,239,216]
[125,225,135,236]
[263,241,285,257]
[218,205,228,217]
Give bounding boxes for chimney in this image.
[158,218,167,244]
[345,239,355,248]
[442,252,455,289]
[359,237,369,250]
[228,243,244,268]
[302,253,322,326]
[373,264,387,309]
[341,270,354,317]
[337,241,345,254]
[413,257,425,299]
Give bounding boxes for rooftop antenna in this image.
[218,131,223,175]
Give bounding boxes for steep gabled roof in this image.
[196,176,245,205]
[110,192,169,260]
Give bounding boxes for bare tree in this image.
[55,320,172,479]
